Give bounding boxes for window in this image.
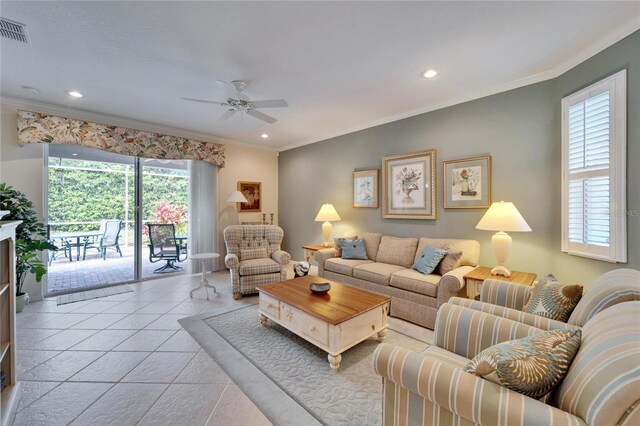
[561,70,626,263]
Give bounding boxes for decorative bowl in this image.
[309,282,331,295]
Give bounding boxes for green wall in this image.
[278,31,639,285]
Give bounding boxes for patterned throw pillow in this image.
[436,247,463,276]
[340,238,368,260]
[334,236,357,257]
[524,275,583,322]
[412,245,447,275]
[240,248,268,261]
[464,328,582,399]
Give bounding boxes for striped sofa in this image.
[223,225,291,299]
[373,300,640,426]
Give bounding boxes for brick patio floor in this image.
[47,245,187,295]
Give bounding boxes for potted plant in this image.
[0,183,57,312]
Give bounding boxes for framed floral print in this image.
[237,181,262,212]
[353,169,379,208]
[382,150,436,219]
[443,156,491,209]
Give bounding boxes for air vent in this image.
[0,18,29,44]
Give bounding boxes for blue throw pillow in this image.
[412,245,447,275]
[341,238,368,260]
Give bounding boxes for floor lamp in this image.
[227,191,248,225]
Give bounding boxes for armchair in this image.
[374,300,640,426]
[223,225,291,299]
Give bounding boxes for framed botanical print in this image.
[443,156,492,209]
[237,181,261,212]
[382,149,436,219]
[353,169,379,208]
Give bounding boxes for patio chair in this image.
[147,223,186,273]
[83,220,123,260]
[49,238,72,265]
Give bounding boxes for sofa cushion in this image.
[240,247,268,261]
[353,262,406,286]
[390,269,440,297]
[375,236,418,268]
[523,274,583,322]
[436,248,463,276]
[340,238,368,260]
[412,245,447,275]
[415,237,479,267]
[334,236,357,257]
[464,328,582,399]
[325,258,373,276]
[362,232,382,261]
[238,258,280,276]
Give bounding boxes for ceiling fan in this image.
[181,80,288,124]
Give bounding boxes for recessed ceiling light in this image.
[71,153,78,156]
[261,133,269,139]
[422,69,438,79]
[66,90,83,98]
[21,86,40,94]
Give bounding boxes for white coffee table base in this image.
[189,253,219,300]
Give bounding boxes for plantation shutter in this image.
[561,70,626,263]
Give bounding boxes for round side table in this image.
[189,253,220,300]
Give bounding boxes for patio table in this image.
[51,231,102,261]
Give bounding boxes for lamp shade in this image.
[227,191,248,203]
[315,204,341,222]
[476,201,532,232]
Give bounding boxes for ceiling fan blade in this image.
[216,80,239,98]
[180,97,227,106]
[247,109,277,124]
[218,110,237,121]
[249,99,288,108]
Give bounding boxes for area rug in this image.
[56,284,134,305]
[180,303,427,426]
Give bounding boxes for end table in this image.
[302,244,333,263]
[463,266,536,299]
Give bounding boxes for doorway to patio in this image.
[46,145,190,295]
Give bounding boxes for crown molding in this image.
[0,96,279,152]
[279,22,640,152]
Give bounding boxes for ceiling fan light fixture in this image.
[422,69,438,79]
[261,133,269,139]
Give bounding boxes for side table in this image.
[302,244,333,263]
[189,253,220,300]
[463,266,536,299]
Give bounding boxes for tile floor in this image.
[14,271,272,426]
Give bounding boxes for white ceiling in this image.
[1,1,638,151]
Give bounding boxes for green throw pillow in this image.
[524,274,583,322]
[412,245,447,275]
[340,238,368,260]
[464,328,582,399]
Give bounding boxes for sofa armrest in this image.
[271,250,291,266]
[436,265,475,306]
[434,303,543,359]
[314,248,336,277]
[480,278,532,310]
[225,253,239,270]
[448,297,577,332]
[373,344,586,426]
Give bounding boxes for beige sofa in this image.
[315,233,479,329]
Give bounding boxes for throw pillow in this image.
[464,328,582,399]
[340,238,368,260]
[523,274,583,322]
[436,247,463,276]
[240,248,268,261]
[412,245,447,275]
[334,236,357,257]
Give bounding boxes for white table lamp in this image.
[315,204,341,247]
[475,201,531,277]
[227,191,248,225]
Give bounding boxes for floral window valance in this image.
[17,110,225,167]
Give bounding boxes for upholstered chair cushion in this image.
[436,247,463,276]
[376,236,418,268]
[524,275,583,322]
[334,235,357,257]
[340,238,368,260]
[464,328,582,399]
[412,245,447,275]
[240,247,268,261]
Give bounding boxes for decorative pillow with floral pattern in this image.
[524,274,583,322]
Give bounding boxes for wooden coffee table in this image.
[257,276,390,372]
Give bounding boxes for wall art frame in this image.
[237,181,262,212]
[443,155,492,209]
[353,169,379,208]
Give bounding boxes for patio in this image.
[47,244,188,295]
